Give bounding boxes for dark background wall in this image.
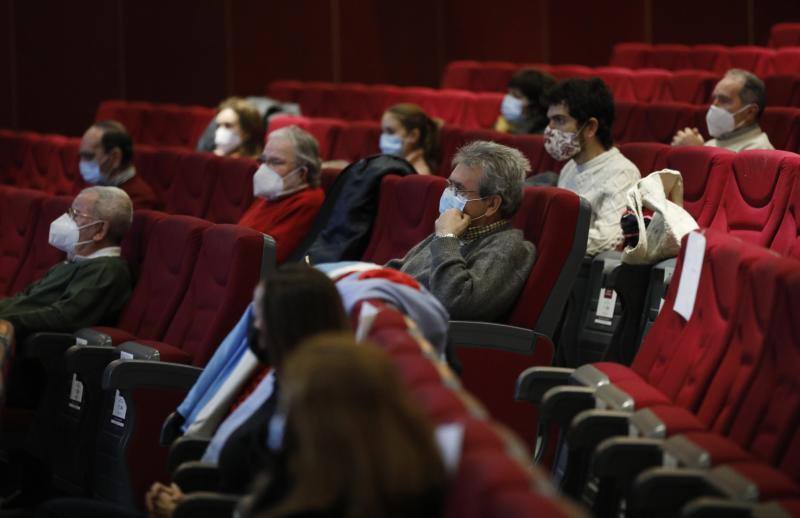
[1,0,799,136]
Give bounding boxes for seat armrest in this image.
[592,436,665,480]
[631,467,719,515]
[515,366,575,404]
[571,364,612,388]
[161,411,186,447]
[450,321,549,355]
[682,497,756,518]
[540,385,597,427]
[117,341,161,360]
[703,466,762,502]
[173,491,240,518]
[662,435,714,469]
[73,328,113,347]
[172,461,221,493]
[168,436,212,475]
[102,359,202,391]
[567,409,630,449]
[594,383,635,412]
[629,408,669,439]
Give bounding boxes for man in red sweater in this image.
[79,120,160,210]
[238,125,325,263]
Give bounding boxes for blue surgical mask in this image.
[439,187,468,214]
[501,94,527,124]
[79,160,103,185]
[379,133,403,156]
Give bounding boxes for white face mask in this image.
[253,164,303,201]
[705,104,753,138]
[48,213,102,254]
[501,94,527,123]
[214,126,243,155]
[379,133,404,156]
[544,126,583,161]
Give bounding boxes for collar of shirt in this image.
[460,219,510,243]
[72,246,122,262]
[717,123,762,142]
[106,165,136,187]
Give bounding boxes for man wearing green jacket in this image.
[0,186,134,342]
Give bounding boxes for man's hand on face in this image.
[671,127,705,147]
[435,208,471,237]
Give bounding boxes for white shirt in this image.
[706,124,774,152]
[558,147,641,256]
[71,246,122,262]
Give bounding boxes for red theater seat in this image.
[769,23,800,48]
[663,146,734,227]
[729,46,776,76]
[329,121,381,163]
[648,44,692,70]
[664,70,717,104]
[0,187,49,296]
[202,155,257,224]
[610,43,651,69]
[89,215,209,345]
[267,115,344,160]
[765,75,800,107]
[709,150,798,248]
[361,174,446,265]
[773,48,800,75]
[618,142,670,176]
[690,45,731,74]
[760,107,800,153]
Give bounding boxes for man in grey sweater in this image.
[387,141,536,321]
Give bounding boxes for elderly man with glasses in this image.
[0,186,133,344]
[386,140,536,322]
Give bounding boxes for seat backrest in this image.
[709,150,796,248]
[120,209,169,283]
[509,187,589,336]
[0,186,49,296]
[160,224,263,366]
[663,146,734,227]
[764,75,800,108]
[114,215,209,340]
[773,48,800,75]
[202,155,257,224]
[267,115,344,160]
[648,44,692,70]
[95,100,146,144]
[620,102,697,144]
[609,43,650,69]
[664,70,718,104]
[619,142,670,177]
[630,230,773,410]
[139,149,216,219]
[772,168,800,258]
[330,121,382,163]
[441,60,477,90]
[729,46,775,76]
[769,23,800,48]
[760,107,800,153]
[10,195,71,295]
[690,45,731,74]
[361,174,446,265]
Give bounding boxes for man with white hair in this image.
[672,68,774,151]
[387,140,537,321]
[0,186,133,341]
[238,125,325,263]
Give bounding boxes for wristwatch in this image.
[436,232,458,239]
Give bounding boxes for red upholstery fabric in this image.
[410,382,468,423]
[769,23,800,48]
[665,70,717,104]
[202,155,257,224]
[619,102,698,144]
[760,108,800,153]
[664,146,734,227]
[709,150,796,248]
[765,75,800,107]
[772,171,800,257]
[119,209,168,283]
[444,451,530,518]
[103,215,209,342]
[648,44,692,70]
[361,174,446,265]
[729,46,775,77]
[0,187,49,296]
[618,142,670,177]
[9,195,70,295]
[609,43,650,69]
[773,48,800,75]
[267,115,344,160]
[329,121,381,163]
[722,462,800,500]
[156,224,263,366]
[486,489,570,518]
[95,100,215,149]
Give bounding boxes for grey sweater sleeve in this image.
[427,231,536,321]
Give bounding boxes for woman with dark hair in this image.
[495,68,555,135]
[240,335,447,518]
[379,103,441,175]
[213,97,265,159]
[37,264,350,518]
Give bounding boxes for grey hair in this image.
[81,186,133,243]
[452,140,530,218]
[269,125,322,188]
[725,68,766,119]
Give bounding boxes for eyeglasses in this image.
[67,207,94,221]
[445,180,480,198]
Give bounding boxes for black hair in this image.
[93,120,134,168]
[508,68,556,107]
[542,77,615,149]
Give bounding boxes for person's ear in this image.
[583,117,599,139]
[93,221,110,242]
[107,147,123,171]
[407,128,421,147]
[485,194,502,217]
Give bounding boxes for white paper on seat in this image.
[673,231,705,321]
[435,422,465,475]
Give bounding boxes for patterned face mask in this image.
[544,125,583,161]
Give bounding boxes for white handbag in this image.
[621,169,699,265]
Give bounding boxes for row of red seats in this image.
[4,175,587,510]
[519,229,800,515]
[610,43,800,76]
[0,130,258,223]
[361,302,578,518]
[95,100,215,149]
[441,61,800,107]
[770,23,800,48]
